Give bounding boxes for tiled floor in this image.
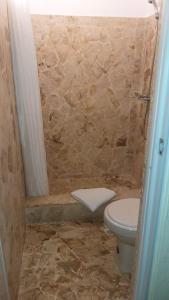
[18,222,131,300]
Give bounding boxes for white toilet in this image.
[104,198,140,273]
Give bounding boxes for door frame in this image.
[133,0,169,299]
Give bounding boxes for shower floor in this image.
[18,222,131,300]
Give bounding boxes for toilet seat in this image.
[105,198,140,231]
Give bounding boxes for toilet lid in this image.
[106,198,140,230]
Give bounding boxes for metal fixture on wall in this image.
[137,0,159,140]
[148,0,159,19]
[138,96,151,102]
[138,0,160,103]
[137,0,160,137]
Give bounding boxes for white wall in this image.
[29,0,155,17]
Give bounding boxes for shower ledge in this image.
[25,186,140,225]
[26,193,76,208]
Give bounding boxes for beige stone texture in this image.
[18,223,131,300]
[25,184,140,224]
[0,0,25,299]
[32,15,156,194]
[129,16,158,185]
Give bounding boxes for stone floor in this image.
[18,222,131,300]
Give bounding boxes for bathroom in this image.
[1,0,169,299]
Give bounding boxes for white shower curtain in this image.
[7,0,49,196]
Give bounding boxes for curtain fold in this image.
[7,0,49,196]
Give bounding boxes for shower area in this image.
[37,18,154,191]
[24,1,158,223]
[34,16,153,192]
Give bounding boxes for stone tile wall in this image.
[32,15,156,193]
[128,16,157,185]
[0,0,25,299]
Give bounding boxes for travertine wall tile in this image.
[0,0,25,299]
[128,16,157,185]
[32,15,156,193]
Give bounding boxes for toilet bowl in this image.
[104,198,140,273]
